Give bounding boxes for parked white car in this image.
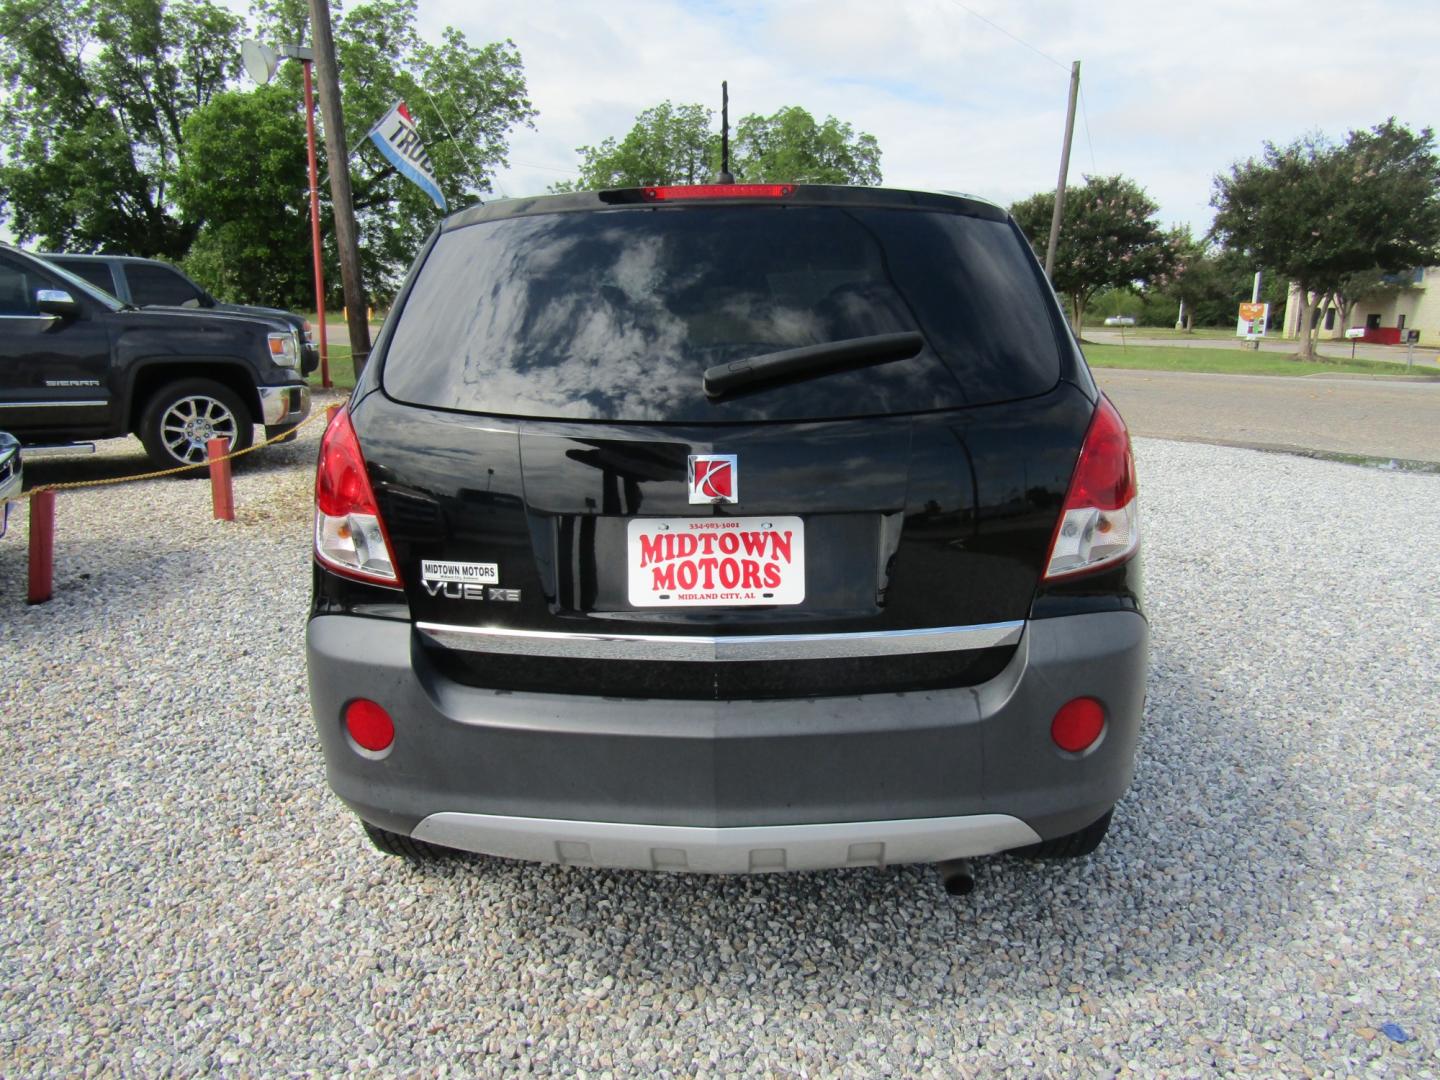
[1104,315,1137,327]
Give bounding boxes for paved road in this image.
[1086,329,1439,369]
[1095,368,1440,464]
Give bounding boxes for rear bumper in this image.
[306,610,1148,871]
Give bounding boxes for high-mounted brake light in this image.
[1043,395,1139,580]
[314,406,402,587]
[642,184,794,201]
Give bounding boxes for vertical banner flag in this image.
[367,101,446,212]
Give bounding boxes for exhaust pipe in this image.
[937,859,975,897]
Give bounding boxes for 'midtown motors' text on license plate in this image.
[626,516,805,607]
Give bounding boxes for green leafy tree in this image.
[0,0,244,257]
[173,83,311,307]
[551,101,718,191]
[732,106,881,185]
[1210,119,1440,359]
[1010,175,1178,334]
[552,101,883,191]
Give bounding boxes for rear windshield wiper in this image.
[702,331,925,399]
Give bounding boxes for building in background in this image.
[1284,268,1435,344]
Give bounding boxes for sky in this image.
[404,0,1439,234]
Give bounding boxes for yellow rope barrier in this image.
[15,405,332,499]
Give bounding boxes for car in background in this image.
[40,253,319,376]
[1103,315,1137,327]
[0,431,21,538]
[306,183,1148,886]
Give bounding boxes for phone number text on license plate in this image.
[626,516,805,607]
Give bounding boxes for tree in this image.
[551,101,718,191]
[1010,175,1178,334]
[0,0,244,258]
[1209,120,1440,359]
[732,106,881,185]
[552,101,883,191]
[173,84,311,307]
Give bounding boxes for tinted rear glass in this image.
[52,259,117,295]
[383,205,1061,422]
[127,263,204,307]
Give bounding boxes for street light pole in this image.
[241,39,331,388]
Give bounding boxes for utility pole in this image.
[307,0,372,376]
[1044,61,1081,282]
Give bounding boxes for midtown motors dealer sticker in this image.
[626,517,804,607]
[421,560,499,585]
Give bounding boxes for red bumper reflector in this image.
[345,699,395,752]
[642,184,794,201]
[1051,697,1105,753]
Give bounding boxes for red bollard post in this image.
[326,402,342,423]
[207,437,235,521]
[27,489,55,605]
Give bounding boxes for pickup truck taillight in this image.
[1043,395,1139,580]
[314,407,402,587]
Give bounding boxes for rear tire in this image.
[361,820,451,862]
[1015,808,1114,859]
[139,378,253,471]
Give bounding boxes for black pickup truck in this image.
[0,244,311,470]
[40,252,320,375]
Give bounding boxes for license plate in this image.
[627,516,805,607]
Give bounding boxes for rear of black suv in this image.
[306,184,1147,874]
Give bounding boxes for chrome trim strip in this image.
[416,619,1024,662]
[0,400,106,409]
[411,811,1042,873]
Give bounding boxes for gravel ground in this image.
[1,428,1437,1076]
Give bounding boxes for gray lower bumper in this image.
[413,812,1040,873]
[257,382,310,426]
[306,610,1148,871]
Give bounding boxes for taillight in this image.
[314,406,402,587]
[1043,395,1139,580]
[641,184,794,201]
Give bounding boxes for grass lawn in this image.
[1084,325,1236,340]
[311,345,358,392]
[1083,343,1440,378]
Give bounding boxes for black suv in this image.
[0,245,310,469]
[306,184,1147,878]
[41,253,319,376]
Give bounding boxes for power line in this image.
[508,159,578,175]
[1078,86,1098,175]
[941,0,1069,71]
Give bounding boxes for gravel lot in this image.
[1,425,1437,1076]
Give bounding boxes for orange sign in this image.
[1238,302,1266,322]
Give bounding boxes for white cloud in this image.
[404,0,1438,234]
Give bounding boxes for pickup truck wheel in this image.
[140,379,253,471]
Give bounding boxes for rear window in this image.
[51,259,117,295]
[127,262,205,307]
[383,205,1062,423]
